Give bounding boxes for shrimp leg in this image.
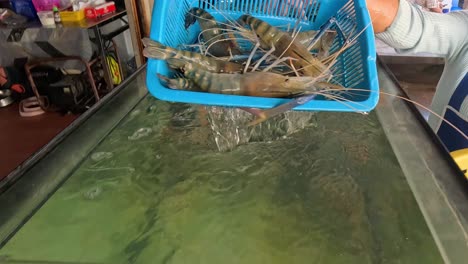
[247,82,346,126]
[307,18,335,51]
[157,74,199,91]
[308,17,349,51]
[239,107,265,117]
[248,94,318,126]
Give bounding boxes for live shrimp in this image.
[142,38,245,74]
[161,58,331,98]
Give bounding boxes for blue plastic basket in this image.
[147,0,379,112]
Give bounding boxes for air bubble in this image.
[128,128,153,140]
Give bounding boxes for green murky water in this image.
[0,96,443,264]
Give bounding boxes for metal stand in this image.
[25,56,100,109]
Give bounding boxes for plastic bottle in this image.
[53,5,61,23]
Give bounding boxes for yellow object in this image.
[451,149,468,178]
[107,54,122,85]
[59,10,85,22]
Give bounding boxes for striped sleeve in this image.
[376,0,468,59]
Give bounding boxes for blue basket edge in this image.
[145,0,380,112]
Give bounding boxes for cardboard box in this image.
[85,2,116,19]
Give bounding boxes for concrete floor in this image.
[377,39,443,120]
[384,63,442,120]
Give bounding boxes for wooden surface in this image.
[138,0,154,37]
[0,103,77,179]
[124,0,145,67]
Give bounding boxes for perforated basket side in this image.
[331,0,369,101]
[350,0,379,105]
[198,0,323,22]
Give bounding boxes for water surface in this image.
[0,96,442,264]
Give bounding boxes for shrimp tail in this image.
[157,74,180,89]
[239,107,266,117]
[142,39,172,60]
[185,8,200,29]
[157,74,196,90]
[143,47,167,60]
[142,38,164,48]
[165,58,187,71]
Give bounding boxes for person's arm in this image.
[366,0,399,33]
[367,0,468,58]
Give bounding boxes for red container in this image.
[85,2,116,19]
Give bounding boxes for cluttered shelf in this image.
[0,9,127,29]
[0,19,42,29]
[0,0,132,101]
[0,0,138,179]
[62,9,126,28]
[1,0,122,28]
